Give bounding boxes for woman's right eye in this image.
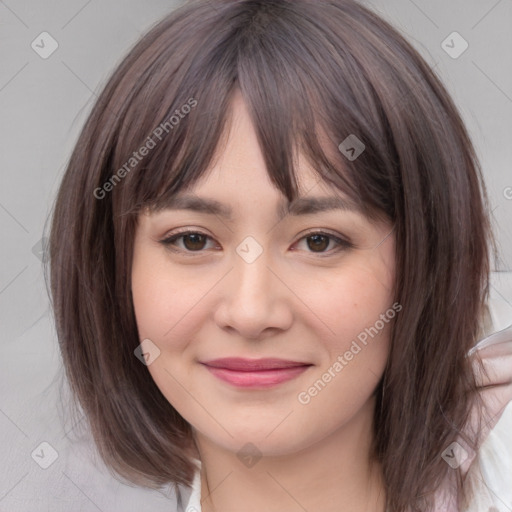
[160,230,218,254]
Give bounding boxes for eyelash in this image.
[159,228,353,257]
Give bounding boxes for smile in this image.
[200,358,313,388]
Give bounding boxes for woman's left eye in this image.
[160,230,353,256]
[293,231,353,254]
[161,231,217,252]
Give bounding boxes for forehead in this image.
[176,90,346,203]
[139,88,386,227]
[148,96,367,222]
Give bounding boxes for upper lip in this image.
[201,358,312,371]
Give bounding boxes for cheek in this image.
[131,261,178,342]
[295,302,393,431]
[131,252,205,412]
[131,249,211,351]
[315,292,392,397]
[297,256,395,351]
[297,253,394,405]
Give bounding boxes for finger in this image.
[472,352,512,388]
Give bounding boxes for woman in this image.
[47,0,512,510]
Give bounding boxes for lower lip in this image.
[203,365,311,388]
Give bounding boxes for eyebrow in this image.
[159,194,361,220]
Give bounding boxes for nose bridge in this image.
[231,235,273,302]
[213,235,292,338]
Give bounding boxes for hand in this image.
[468,322,512,445]
[432,324,512,512]
[448,322,512,478]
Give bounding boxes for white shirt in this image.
[177,464,202,512]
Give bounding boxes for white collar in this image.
[178,460,202,512]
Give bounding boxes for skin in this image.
[132,89,396,512]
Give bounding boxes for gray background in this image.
[1,0,511,510]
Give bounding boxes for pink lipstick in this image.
[201,357,312,388]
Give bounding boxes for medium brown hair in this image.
[46,0,496,509]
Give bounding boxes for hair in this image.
[46,0,497,510]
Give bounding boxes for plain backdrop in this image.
[1,0,511,510]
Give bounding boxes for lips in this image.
[202,357,310,371]
[200,358,312,388]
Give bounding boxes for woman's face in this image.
[131,90,396,457]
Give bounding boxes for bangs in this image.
[107,0,398,224]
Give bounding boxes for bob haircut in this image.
[47,0,497,510]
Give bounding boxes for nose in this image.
[213,245,293,340]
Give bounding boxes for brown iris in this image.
[306,234,329,252]
[182,233,208,251]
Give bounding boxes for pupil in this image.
[308,234,328,252]
[184,234,206,251]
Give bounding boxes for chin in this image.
[198,420,315,458]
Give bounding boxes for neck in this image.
[193,396,386,512]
